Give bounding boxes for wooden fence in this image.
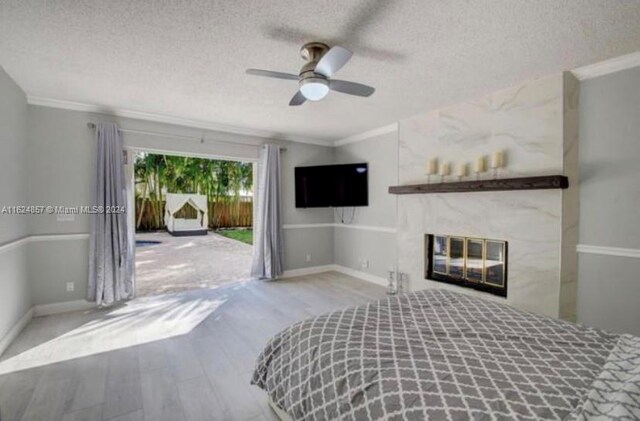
[135,199,252,231]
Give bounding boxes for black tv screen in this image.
[295,163,368,208]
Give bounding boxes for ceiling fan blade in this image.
[315,46,353,77]
[289,90,306,106]
[329,80,375,97]
[246,69,298,81]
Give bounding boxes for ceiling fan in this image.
[246,42,375,106]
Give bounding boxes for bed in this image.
[252,289,640,420]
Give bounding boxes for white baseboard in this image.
[0,299,95,356]
[0,307,34,357]
[34,299,96,316]
[279,265,338,279]
[279,264,387,287]
[332,265,388,287]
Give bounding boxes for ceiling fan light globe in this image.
[299,78,329,101]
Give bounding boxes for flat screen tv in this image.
[295,163,368,208]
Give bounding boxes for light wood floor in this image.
[0,272,385,421]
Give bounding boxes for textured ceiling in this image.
[2,1,640,144]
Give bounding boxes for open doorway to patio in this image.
[133,151,255,296]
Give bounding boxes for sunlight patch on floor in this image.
[0,292,227,375]
[167,263,189,270]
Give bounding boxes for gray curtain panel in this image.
[87,123,135,305]
[251,144,284,279]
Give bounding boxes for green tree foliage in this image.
[134,153,253,230]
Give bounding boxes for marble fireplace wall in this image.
[397,72,579,319]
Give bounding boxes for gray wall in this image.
[25,105,335,305]
[577,66,640,335]
[0,67,31,343]
[281,138,335,270]
[0,68,29,243]
[333,131,398,279]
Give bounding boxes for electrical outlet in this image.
[305,254,312,262]
[66,282,75,292]
[362,259,369,269]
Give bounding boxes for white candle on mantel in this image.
[491,151,505,168]
[427,158,438,175]
[440,162,451,176]
[475,156,486,173]
[457,163,467,177]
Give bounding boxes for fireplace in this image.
[425,234,508,297]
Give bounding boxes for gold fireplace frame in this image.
[427,234,507,296]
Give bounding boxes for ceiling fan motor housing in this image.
[299,42,330,79]
[300,42,329,62]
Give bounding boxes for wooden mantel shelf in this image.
[388,175,568,195]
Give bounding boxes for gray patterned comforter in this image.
[569,334,640,420]
[252,289,628,420]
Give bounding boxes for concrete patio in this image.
[135,231,253,296]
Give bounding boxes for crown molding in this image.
[334,51,640,146]
[26,96,332,147]
[571,51,640,81]
[334,123,398,147]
